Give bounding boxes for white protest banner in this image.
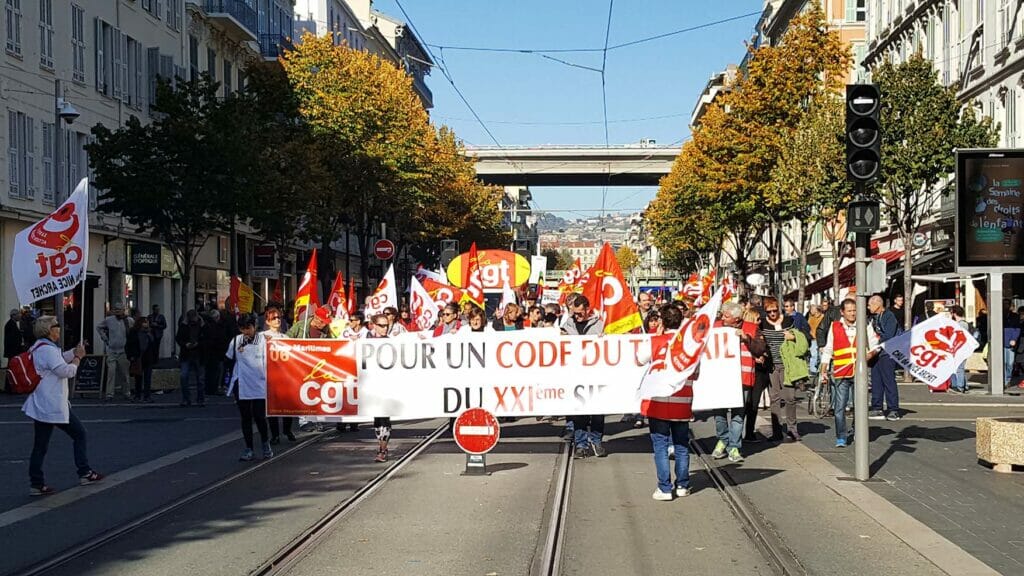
[540,289,561,306]
[691,326,743,411]
[879,314,979,388]
[13,178,90,305]
[414,264,447,285]
[364,264,397,316]
[529,255,547,284]
[266,327,745,419]
[409,276,440,331]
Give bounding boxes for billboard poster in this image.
[957,150,1024,269]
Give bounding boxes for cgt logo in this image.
[29,201,83,278]
[924,326,968,356]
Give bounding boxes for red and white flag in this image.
[422,277,464,309]
[459,242,485,310]
[681,273,701,301]
[294,249,319,322]
[879,314,979,389]
[638,286,726,399]
[409,276,441,331]
[497,279,517,315]
[557,258,583,304]
[326,272,349,320]
[578,243,642,334]
[414,264,447,285]
[365,264,397,316]
[13,178,90,305]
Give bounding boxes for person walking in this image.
[367,313,394,462]
[712,302,766,463]
[176,310,204,407]
[96,304,133,401]
[639,305,692,501]
[868,295,902,420]
[226,314,272,461]
[126,317,158,403]
[950,305,972,393]
[562,295,607,458]
[200,309,227,398]
[819,299,879,447]
[147,305,167,356]
[263,305,296,444]
[758,297,798,441]
[23,316,103,496]
[1003,309,1021,389]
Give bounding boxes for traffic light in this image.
[513,239,531,259]
[845,84,881,183]
[440,239,459,270]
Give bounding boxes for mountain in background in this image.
[536,212,570,232]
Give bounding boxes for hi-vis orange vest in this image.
[831,321,856,378]
[640,332,693,421]
[714,320,757,388]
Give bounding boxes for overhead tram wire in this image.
[600,0,614,221]
[424,10,762,55]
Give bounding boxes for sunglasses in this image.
[765,309,780,313]
[375,323,389,328]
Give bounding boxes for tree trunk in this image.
[831,240,841,300]
[319,237,336,305]
[902,237,913,330]
[797,221,809,313]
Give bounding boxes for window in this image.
[6,0,21,56]
[207,47,216,81]
[127,37,143,108]
[71,5,85,83]
[41,122,53,204]
[7,110,34,199]
[224,60,232,95]
[64,131,90,206]
[846,0,867,22]
[39,0,53,69]
[237,66,244,91]
[926,15,936,59]
[166,0,180,31]
[189,35,199,81]
[1007,89,1017,147]
[143,0,161,20]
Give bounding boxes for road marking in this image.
[0,430,238,529]
[0,417,237,425]
[900,402,1024,408]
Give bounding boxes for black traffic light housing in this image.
[845,84,881,183]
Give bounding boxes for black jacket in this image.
[815,306,841,347]
[4,319,24,358]
[176,320,203,361]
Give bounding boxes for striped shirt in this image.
[762,328,786,365]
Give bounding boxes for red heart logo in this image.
[925,326,967,356]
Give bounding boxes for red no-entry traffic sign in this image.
[374,239,395,260]
[453,408,500,455]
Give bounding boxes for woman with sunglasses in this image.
[367,313,394,462]
[433,303,462,337]
[383,306,406,337]
[263,305,296,444]
[758,297,800,442]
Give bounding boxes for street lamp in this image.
[54,79,79,344]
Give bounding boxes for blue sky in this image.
[375,0,763,216]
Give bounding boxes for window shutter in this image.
[135,41,143,108]
[42,122,53,203]
[846,0,857,22]
[147,47,160,109]
[111,28,122,100]
[24,116,34,197]
[95,18,105,93]
[8,110,19,197]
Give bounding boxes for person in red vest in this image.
[640,305,693,501]
[818,299,879,448]
[711,302,767,463]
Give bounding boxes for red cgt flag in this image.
[578,243,642,334]
[422,277,465,309]
[347,276,356,315]
[557,258,584,304]
[326,272,349,320]
[294,249,319,322]
[459,242,485,310]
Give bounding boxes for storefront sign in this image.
[252,244,278,279]
[128,242,162,275]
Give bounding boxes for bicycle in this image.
[807,374,832,419]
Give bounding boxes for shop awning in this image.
[888,249,951,279]
[789,250,903,298]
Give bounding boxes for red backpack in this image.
[6,341,47,395]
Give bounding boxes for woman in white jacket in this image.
[23,316,102,496]
[225,314,271,461]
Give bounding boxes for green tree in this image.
[541,248,561,271]
[872,54,999,327]
[88,76,242,315]
[556,249,575,270]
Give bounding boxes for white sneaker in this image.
[652,489,673,501]
[675,486,691,497]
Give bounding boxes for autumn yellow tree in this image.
[652,5,850,292]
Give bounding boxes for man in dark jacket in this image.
[868,295,902,420]
[815,297,841,348]
[176,310,204,407]
[561,295,606,458]
[4,309,24,363]
[200,310,228,396]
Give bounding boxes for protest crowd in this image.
[6,236,992,501]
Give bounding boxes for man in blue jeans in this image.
[868,295,902,421]
[818,299,879,447]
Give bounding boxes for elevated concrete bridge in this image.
[467,145,679,186]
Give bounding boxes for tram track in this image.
[17,429,334,576]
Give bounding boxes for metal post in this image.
[990,272,1004,396]
[854,230,870,481]
[53,79,64,345]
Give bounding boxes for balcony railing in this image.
[260,33,293,60]
[204,0,257,41]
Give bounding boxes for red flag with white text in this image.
[326,272,349,320]
[578,243,642,334]
[293,249,319,322]
[459,242,485,310]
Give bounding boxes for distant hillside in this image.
[537,212,570,231]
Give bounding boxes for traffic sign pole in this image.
[854,227,870,482]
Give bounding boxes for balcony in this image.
[260,34,293,61]
[412,74,433,110]
[203,0,257,42]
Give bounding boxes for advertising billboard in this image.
[956,149,1024,271]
